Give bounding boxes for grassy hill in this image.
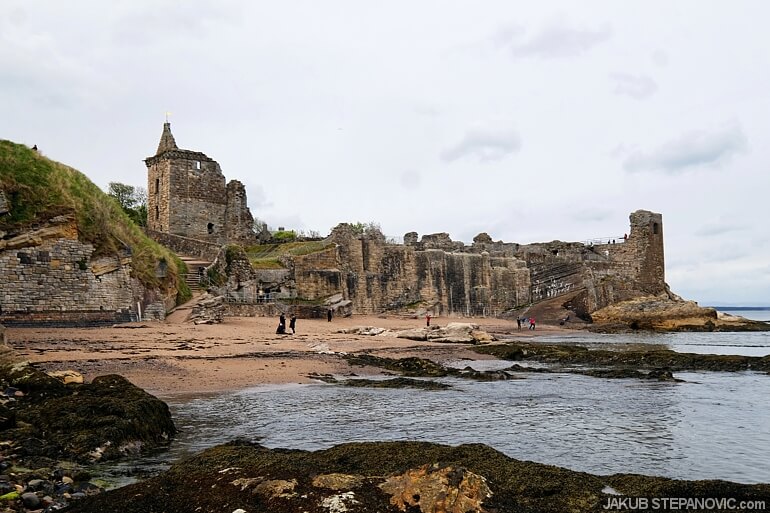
[0,140,190,302]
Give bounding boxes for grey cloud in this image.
[623,125,748,173]
[652,49,669,67]
[440,127,521,163]
[400,170,421,188]
[506,19,611,58]
[245,184,271,209]
[611,73,657,99]
[111,3,233,46]
[695,222,747,237]
[573,208,613,222]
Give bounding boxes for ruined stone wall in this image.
[316,226,529,316]
[171,154,226,243]
[293,246,341,301]
[625,210,665,293]
[0,234,136,326]
[218,210,667,319]
[145,231,221,262]
[224,180,257,245]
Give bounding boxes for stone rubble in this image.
[188,294,225,324]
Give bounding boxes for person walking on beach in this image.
[327,308,333,322]
[516,317,522,330]
[276,313,287,334]
[529,317,536,330]
[426,314,431,327]
[289,314,297,335]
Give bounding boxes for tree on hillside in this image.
[107,182,147,227]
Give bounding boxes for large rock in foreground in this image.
[67,441,770,513]
[0,361,176,463]
[590,296,770,332]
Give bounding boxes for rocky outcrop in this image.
[65,441,770,513]
[589,296,770,332]
[474,342,770,373]
[396,323,495,344]
[0,361,176,463]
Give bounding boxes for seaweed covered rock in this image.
[0,362,176,463]
[475,342,770,373]
[66,441,770,513]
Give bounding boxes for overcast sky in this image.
[2,1,769,306]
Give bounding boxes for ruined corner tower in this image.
[626,209,665,293]
[144,122,255,246]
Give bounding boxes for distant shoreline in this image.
[711,306,770,311]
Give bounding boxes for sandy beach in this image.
[5,314,573,398]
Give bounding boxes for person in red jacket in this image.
[529,317,536,330]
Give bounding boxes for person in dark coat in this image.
[289,314,297,334]
[327,308,333,322]
[276,313,287,334]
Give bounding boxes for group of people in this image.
[276,312,297,335]
[516,316,536,330]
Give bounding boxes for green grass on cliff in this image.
[245,240,333,269]
[0,140,190,302]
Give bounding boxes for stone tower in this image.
[627,209,665,293]
[145,122,255,245]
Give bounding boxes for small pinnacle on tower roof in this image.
[156,122,178,155]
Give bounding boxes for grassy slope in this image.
[0,140,190,303]
[244,240,333,269]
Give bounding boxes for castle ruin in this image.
[140,123,668,320]
[145,123,256,248]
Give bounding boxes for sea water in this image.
[101,329,770,486]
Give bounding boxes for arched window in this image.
[653,223,659,235]
[155,178,159,194]
[207,222,214,234]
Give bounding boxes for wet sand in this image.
[5,314,573,398]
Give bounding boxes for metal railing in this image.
[580,235,628,246]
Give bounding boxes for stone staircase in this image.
[178,255,212,290]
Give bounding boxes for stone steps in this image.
[177,255,212,290]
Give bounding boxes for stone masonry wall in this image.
[146,230,221,262]
[166,154,227,243]
[0,237,136,326]
[224,180,256,246]
[293,246,341,301]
